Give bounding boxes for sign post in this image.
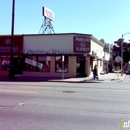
[62,55,64,79]
[115,56,123,79]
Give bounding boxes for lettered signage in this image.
[25,58,43,69]
[25,49,69,55]
[43,7,54,21]
[73,36,91,53]
[0,35,23,56]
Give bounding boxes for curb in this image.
[0,73,127,83]
[47,80,103,83]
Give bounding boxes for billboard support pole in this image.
[39,17,55,34]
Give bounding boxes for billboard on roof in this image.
[42,7,54,21]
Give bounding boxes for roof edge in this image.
[22,33,92,36]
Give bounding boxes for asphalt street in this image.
[0,81,130,130]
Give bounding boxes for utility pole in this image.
[9,0,15,79]
[121,35,123,76]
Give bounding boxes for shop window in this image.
[38,56,50,72]
[24,56,37,71]
[1,57,10,71]
[55,56,68,73]
[24,56,50,72]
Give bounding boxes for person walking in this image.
[93,65,99,80]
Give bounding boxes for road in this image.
[0,81,130,130]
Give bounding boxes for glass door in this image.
[76,56,86,77]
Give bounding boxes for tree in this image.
[113,38,130,63]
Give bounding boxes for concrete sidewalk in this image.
[0,73,129,83]
[49,73,127,83]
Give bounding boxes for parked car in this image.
[124,67,130,74]
[123,62,130,74]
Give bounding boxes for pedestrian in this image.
[93,65,99,80]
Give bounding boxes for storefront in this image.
[0,33,104,78]
[0,35,23,76]
[22,33,104,78]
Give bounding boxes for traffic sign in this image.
[115,56,123,63]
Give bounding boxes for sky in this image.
[0,0,130,44]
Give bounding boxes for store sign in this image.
[0,36,23,56]
[73,36,91,53]
[25,49,70,55]
[0,47,18,52]
[25,58,43,69]
[43,7,54,21]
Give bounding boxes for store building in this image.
[0,35,23,76]
[0,33,104,78]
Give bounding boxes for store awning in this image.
[84,53,98,58]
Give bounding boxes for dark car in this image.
[124,67,130,74]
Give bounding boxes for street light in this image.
[121,32,130,76]
[9,0,15,79]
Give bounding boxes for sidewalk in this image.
[0,72,129,83]
[49,73,127,83]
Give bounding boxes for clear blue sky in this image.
[0,0,130,44]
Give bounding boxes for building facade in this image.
[103,43,112,73]
[0,35,23,76]
[0,33,104,78]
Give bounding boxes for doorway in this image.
[76,56,86,77]
[13,57,23,75]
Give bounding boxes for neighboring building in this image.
[0,35,23,76]
[104,43,110,60]
[100,38,113,73]
[103,43,113,73]
[0,33,104,78]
